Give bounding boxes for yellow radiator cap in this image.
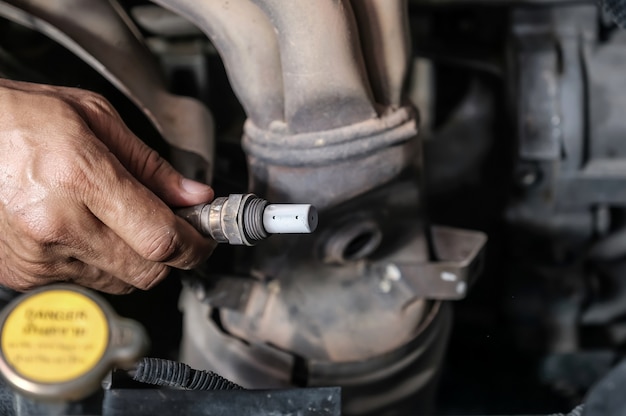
[0,285,147,401]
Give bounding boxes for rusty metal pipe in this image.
[351,0,411,108]
[152,0,284,130]
[251,0,377,133]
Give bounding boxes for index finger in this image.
[80,147,216,270]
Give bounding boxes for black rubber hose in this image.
[130,357,243,390]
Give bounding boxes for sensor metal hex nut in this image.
[209,194,268,246]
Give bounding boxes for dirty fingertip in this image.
[181,178,212,195]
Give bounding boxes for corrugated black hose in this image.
[129,357,243,390]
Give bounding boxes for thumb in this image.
[131,148,214,208]
[75,92,214,207]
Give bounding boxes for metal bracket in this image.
[196,225,488,308]
[370,226,487,300]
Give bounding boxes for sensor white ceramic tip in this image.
[263,204,318,234]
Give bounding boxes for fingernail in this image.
[181,178,211,194]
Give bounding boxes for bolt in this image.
[384,264,402,281]
[515,165,541,188]
[379,279,392,293]
[519,170,537,187]
[440,271,457,282]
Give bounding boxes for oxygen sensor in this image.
[176,193,318,246]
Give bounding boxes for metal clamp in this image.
[370,226,487,300]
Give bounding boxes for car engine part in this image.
[0,285,147,401]
[3,0,626,415]
[176,194,318,246]
[0,285,340,416]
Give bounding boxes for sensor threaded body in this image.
[176,194,318,246]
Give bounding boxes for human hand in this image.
[0,79,216,294]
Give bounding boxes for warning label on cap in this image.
[1,289,109,383]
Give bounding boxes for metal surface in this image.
[5,0,626,413]
[131,4,202,37]
[0,384,340,416]
[182,180,482,414]
[152,0,418,207]
[0,0,214,182]
[503,5,626,232]
[150,0,284,130]
[206,194,264,245]
[176,194,317,246]
[504,5,596,240]
[102,388,341,416]
[12,390,102,416]
[155,1,489,414]
[243,107,418,209]
[583,359,626,416]
[369,226,487,300]
[250,0,376,133]
[352,0,410,108]
[181,288,452,416]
